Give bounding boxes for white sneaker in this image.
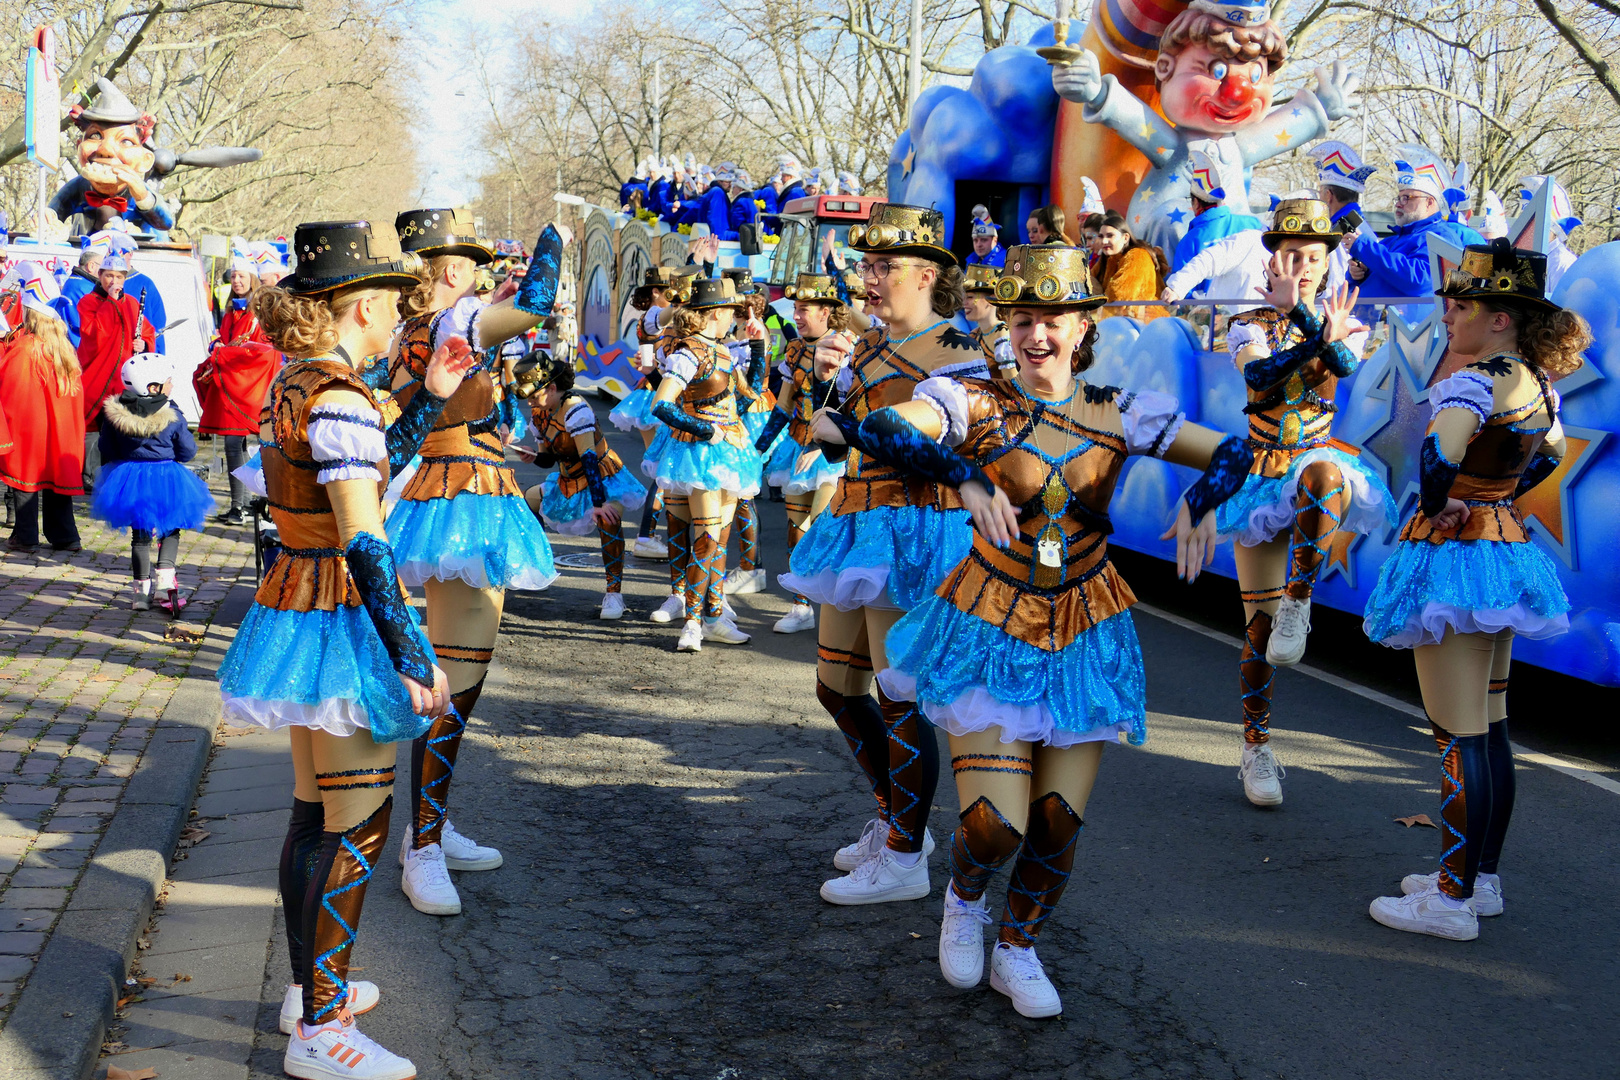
[722,596,738,621]
[701,615,751,645]
[1369,885,1479,940]
[1239,743,1285,807]
[440,820,502,871]
[1402,870,1503,917]
[400,843,461,916]
[723,567,766,594]
[819,847,931,905]
[773,603,816,634]
[676,619,704,652]
[284,1009,416,1080]
[632,535,669,560]
[131,579,151,611]
[279,982,380,1035]
[833,820,935,872]
[939,884,993,988]
[1266,595,1312,666]
[989,942,1063,1018]
[599,592,626,620]
[648,593,684,623]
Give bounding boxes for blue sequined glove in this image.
[1420,432,1461,519]
[651,398,715,441]
[745,339,767,393]
[1515,451,1558,498]
[855,408,993,494]
[344,531,433,682]
[1244,306,1329,391]
[754,407,790,452]
[386,385,450,474]
[515,224,563,317]
[580,448,609,508]
[1184,434,1255,522]
[1286,305,1360,377]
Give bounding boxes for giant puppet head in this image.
[67,79,157,210]
[1153,1,1288,136]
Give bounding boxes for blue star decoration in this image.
[1360,362,1429,526]
[1167,207,1186,224]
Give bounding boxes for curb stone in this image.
[0,584,253,1080]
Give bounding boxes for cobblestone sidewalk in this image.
[0,469,254,1029]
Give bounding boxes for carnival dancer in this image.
[753,273,852,634]
[963,265,1015,378]
[818,242,1252,1017]
[611,265,695,563]
[518,357,647,619]
[1215,198,1395,807]
[780,203,988,904]
[386,209,562,917]
[722,270,773,596]
[90,353,214,615]
[215,220,468,1079]
[1364,240,1585,941]
[647,276,763,652]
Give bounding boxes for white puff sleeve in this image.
[307,404,386,484]
[1428,370,1494,426]
[1225,319,1268,357]
[1117,389,1186,458]
[659,346,701,384]
[430,296,485,355]
[913,376,970,447]
[562,400,597,437]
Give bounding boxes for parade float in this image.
[883,4,1620,685]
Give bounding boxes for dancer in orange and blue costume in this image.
[1364,240,1587,942]
[216,220,474,1080]
[817,242,1254,1019]
[1214,198,1395,808]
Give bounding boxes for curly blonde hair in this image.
[1441,274,1593,378]
[253,284,380,358]
[400,255,471,321]
[931,263,965,318]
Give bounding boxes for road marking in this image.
[1134,601,1620,799]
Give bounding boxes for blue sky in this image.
[412,0,582,205]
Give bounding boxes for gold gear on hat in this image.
[1281,215,1303,232]
[1311,217,1331,233]
[1494,273,1516,292]
[995,276,1023,303]
[1034,274,1064,301]
[848,225,866,245]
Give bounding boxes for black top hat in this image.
[848,203,957,266]
[395,208,494,264]
[1262,198,1343,252]
[284,220,424,296]
[992,245,1106,310]
[1436,238,1553,310]
[720,267,758,295]
[685,276,748,311]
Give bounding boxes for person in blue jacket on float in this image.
[1171,149,1263,280]
[964,221,1007,269]
[728,166,759,238]
[619,159,650,212]
[695,164,739,240]
[1347,144,1483,306]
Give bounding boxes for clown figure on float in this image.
[1051,0,1360,254]
[48,79,173,236]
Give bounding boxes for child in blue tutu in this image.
[90,353,214,614]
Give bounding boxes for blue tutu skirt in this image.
[879,600,1146,747]
[217,602,436,743]
[781,504,972,611]
[539,470,649,536]
[1216,447,1396,547]
[651,437,761,499]
[1362,536,1570,649]
[387,492,559,591]
[766,435,844,496]
[640,426,672,474]
[91,460,214,534]
[609,388,659,432]
[744,409,788,459]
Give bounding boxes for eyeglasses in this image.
[856,258,913,280]
[1394,192,1432,205]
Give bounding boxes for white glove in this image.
[1312,60,1361,122]
[1052,48,1105,107]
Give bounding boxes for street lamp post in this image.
[906,0,922,122]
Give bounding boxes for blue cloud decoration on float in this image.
[887,27,1061,248]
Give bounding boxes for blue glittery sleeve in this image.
[754,407,790,452]
[1515,452,1558,498]
[344,531,433,682]
[579,448,609,507]
[1184,435,1256,522]
[1419,432,1460,519]
[746,339,767,394]
[515,224,563,317]
[651,398,715,441]
[386,384,449,474]
[855,408,994,495]
[1243,306,1327,390]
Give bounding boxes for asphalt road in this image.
[244,402,1619,1080]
